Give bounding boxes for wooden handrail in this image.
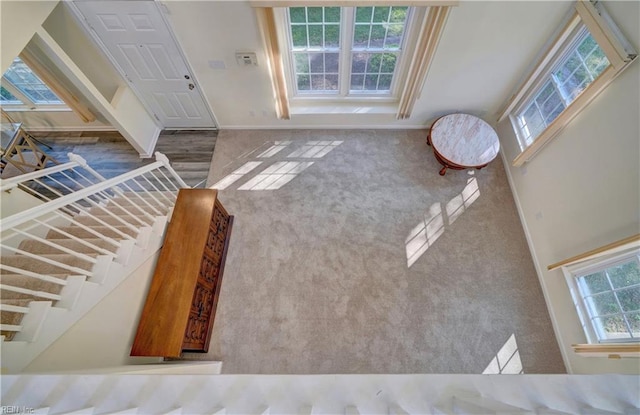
[547,234,640,271]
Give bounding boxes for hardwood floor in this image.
[28,130,217,187]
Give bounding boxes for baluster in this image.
[146,171,177,204]
[129,177,167,211]
[155,152,188,188]
[0,245,93,277]
[140,173,174,205]
[114,181,164,217]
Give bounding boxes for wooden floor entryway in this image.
[29,130,217,187]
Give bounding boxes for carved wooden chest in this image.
[131,189,233,357]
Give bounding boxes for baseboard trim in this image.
[22,126,117,132]
[218,124,429,130]
[499,149,573,374]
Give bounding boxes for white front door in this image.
[73,0,216,128]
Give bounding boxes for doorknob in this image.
[188,83,195,90]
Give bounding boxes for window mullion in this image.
[532,100,545,127]
[575,51,595,82]
[339,7,354,97]
[550,74,571,108]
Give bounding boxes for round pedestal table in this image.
[427,114,500,176]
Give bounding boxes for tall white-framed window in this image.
[564,250,640,344]
[499,0,637,166]
[1,57,65,109]
[284,6,412,98]
[515,27,609,149]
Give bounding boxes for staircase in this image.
[0,152,188,373]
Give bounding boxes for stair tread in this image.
[1,253,95,274]
[86,208,157,219]
[85,212,154,218]
[0,299,33,307]
[18,239,118,254]
[1,273,70,286]
[73,215,151,227]
[1,274,68,317]
[48,225,138,239]
[4,252,98,259]
[1,308,25,326]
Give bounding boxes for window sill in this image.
[290,102,398,116]
[572,343,640,358]
[1,106,71,112]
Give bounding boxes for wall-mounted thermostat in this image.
[235,52,258,67]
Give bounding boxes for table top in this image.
[430,114,499,167]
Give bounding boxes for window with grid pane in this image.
[287,6,409,97]
[515,27,610,149]
[571,254,640,343]
[351,6,408,93]
[289,7,341,93]
[2,57,63,105]
[0,85,22,104]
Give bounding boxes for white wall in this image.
[163,1,571,128]
[0,188,45,219]
[0,1,58,72]
[497,1,640,374]
[42,2,124,103]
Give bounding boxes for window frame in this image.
[498,0,637,167]
[276,5,418,103]
[512,23,610,151]
[1,83,27,106]
[564,249,640,344]
[1,57,68,111]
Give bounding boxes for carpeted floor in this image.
[189,129,565,374]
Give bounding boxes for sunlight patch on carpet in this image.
[482,334,524,374]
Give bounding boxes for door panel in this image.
[74,1,215,128]
[175,93,200,118]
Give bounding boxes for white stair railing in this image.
[2,154,103,203]
[0,152,187,343]
[1,374,638,414]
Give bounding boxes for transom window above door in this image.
[286,6,410,97]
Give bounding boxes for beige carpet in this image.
[190,129,565,374]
